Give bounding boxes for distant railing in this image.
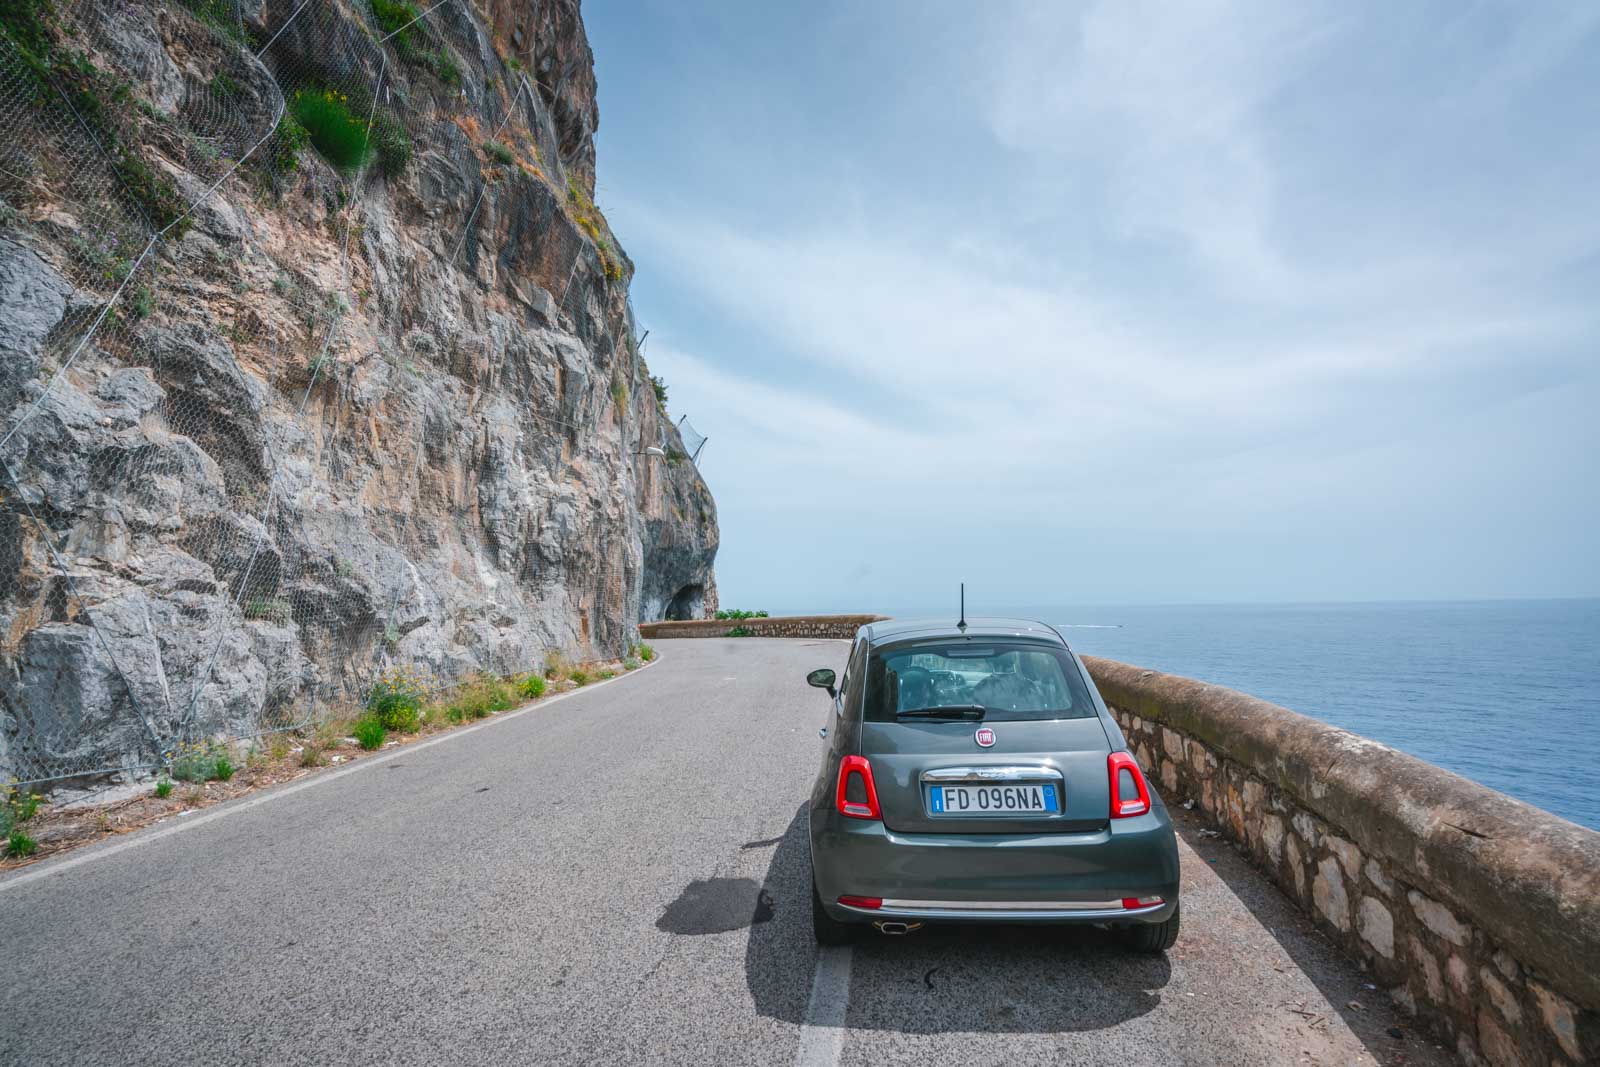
[639,615,885,640]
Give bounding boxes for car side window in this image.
[840,639,869,719]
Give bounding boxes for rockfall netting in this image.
[0,0,668,789]
[676,414,707,465]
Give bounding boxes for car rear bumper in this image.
[810,804,1180,925]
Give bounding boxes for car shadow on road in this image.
[744,806,1171,1035]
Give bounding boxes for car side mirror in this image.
[806,668,837,698]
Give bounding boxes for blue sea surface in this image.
[892,600,1600,831]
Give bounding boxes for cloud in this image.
[595,0,1600,606]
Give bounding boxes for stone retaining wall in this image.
[638,615,885,640]
[1083,656,1600,1067]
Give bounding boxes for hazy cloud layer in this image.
[587,1,1599,611]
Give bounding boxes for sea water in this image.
[1024,599,1600,831]
[862,599,1600,830]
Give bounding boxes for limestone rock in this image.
[0,238,71,420]
[0,0,717,784]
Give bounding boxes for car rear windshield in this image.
[862,640,1097,723]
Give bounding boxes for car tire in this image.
[811,878,857,946]
[1121,903,1181,954]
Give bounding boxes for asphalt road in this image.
[0,639,1457,1067]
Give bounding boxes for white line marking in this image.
[794,945,852,1067]
[0,656,662,894]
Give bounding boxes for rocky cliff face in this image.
[0,0,717,784]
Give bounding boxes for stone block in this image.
[1480,966,1522,1025]
[1162,727,1185,762]
[1291,809,1319,849]
[1364,857,1394,897]
[1285,833,1306,900]
[1259,812,1285,867]
[1241,778,1264,817]
[1410,889,1471,947]
[1327,834,1362,880]
[1448,953,1473,998]
[1411,937,1444,1003]
[1477,1008,1524,1067]
[1529,980,1581,1061]
[1226,784,1246,839]
[1359,896,1395,959]
[1313,855,1350,932]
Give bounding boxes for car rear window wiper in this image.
[897,705,986,720]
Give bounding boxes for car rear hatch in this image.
[861,717,1112,834]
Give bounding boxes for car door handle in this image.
[818,726,828,739]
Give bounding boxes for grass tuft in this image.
[154,777,173,799]
[433,49,461,86]
[366,669,426,732]
[243,597,292,625]
[171,741,234,783]
[441,675,516,720]
[568,670,590,687]
[520,674,546,699]
[6,831,36,858]
[354,717,386,750]
[543,650,570,680]
[291,89,371,171]
[372,114,412,179]
[271,110,309,172]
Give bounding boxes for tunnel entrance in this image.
[665,583,705,621]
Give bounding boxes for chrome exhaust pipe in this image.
[873,920,923,936]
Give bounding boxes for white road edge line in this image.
[0,653,664,894]
[794,945,852,1067]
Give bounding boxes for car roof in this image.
[861,616,1070,648]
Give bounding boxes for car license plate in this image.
[927,783,1058,816]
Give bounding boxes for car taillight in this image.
[1108,751,1151,818]
[1121,896,1164,909]
[838,895,882,909]
[836,755,881,820]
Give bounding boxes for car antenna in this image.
[957,582,967,632]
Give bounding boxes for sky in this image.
[584,1,1600,614]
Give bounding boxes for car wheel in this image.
[1121,902,1180,954]
[811,878,857,946]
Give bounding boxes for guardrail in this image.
[1083,656,1599,1067]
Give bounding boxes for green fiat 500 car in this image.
[805,617,1181,951]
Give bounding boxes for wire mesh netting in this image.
[676,414,708,465]
[0,0,662,790]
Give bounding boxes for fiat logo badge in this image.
[975,727,996,748]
